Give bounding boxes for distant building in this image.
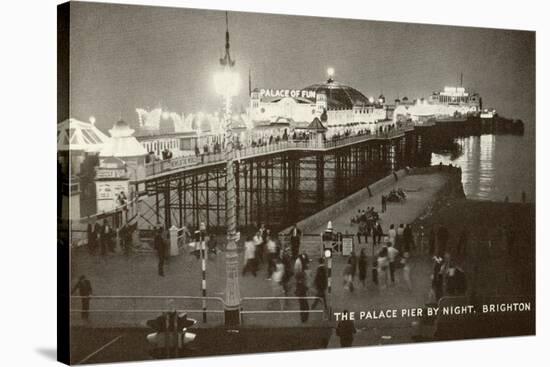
[394,86,483,123]
[249,72,394,136]
[428,86,482,111]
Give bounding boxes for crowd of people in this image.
[178,124,407,160]
[341,219,416,294]
[384,188,407,204]
[146,148,175,163]
[86,214,136,258]
[240,223,333,323]
[86,219,116,256]
[427,224,469,303]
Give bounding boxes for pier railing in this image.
[144,126,412,178]
[70,295,327,327]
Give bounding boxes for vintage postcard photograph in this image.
[57,1,536,364]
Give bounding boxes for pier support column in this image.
[316,154,325,210]
[163,182,171,230]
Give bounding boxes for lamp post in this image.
[214,12,241,327]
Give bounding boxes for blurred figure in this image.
[377,247,389,290]
[343,258,355,292]
[336,310,357,347]
[271,258,285,310]
[387,243,399,285]
[295,272,309,323]
[388,224,397,248]
[358,249,368,288]
[401,252,412,291]
[311,258,328,310]
[154,227,166,277]
[403,224,414,253]
[72,275,93,321]
[242,235,257,277]
[289,224,301,259]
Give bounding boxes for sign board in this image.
[259,88,316,99]
[96,168,127,180]
[96,180,129,213]
[342,237,354,256]
[156,155,200,173]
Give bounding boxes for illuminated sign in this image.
[442,87,468,97]
[259,89,316,99]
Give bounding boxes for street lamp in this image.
[214,11,241,327]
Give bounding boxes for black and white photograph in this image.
[3,0,548,366]
[54,1,539,364]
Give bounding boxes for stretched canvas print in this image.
[57,1,536,364]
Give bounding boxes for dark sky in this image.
[70,1,535,133]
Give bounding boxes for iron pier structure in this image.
[134,127,430,233]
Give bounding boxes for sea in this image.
[431,124,536,203]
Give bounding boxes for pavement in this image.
[70,170,536,362]
[71,173,451,345]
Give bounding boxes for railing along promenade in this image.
[143,126,413,179]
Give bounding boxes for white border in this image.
[0,0,547,366]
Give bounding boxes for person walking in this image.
[289,224,302,259]
[403,224,414,253]
[336,310,357,347]
[388,224,397,248]
[343,258,355,292]
[377,247,390,290]
[242,235,257,276]
[253,231,263,267]
[258,223,268,260]
[358,220,368,244]
[387,242,399,285]
[311,258,328,310]
[266,235,278,279]
[271,258,285,310]
[281,248,293,297]
[373,221,383,246]
[295,272,310,323]
[294,254,304,275]
[71,275,93,321]
[397,224,405,251]
[401,252,412,291]
[87,223,97,254]
[98,219,110,255]
[358,249,368,288]
[154,227,166,277]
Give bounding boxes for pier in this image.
[130,125,424,234]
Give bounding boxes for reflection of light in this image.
[368,97,374,104]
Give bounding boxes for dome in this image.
[302,80,371,109]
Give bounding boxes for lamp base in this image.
[224,307,241,327]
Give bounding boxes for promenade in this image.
[71,171,450,331]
